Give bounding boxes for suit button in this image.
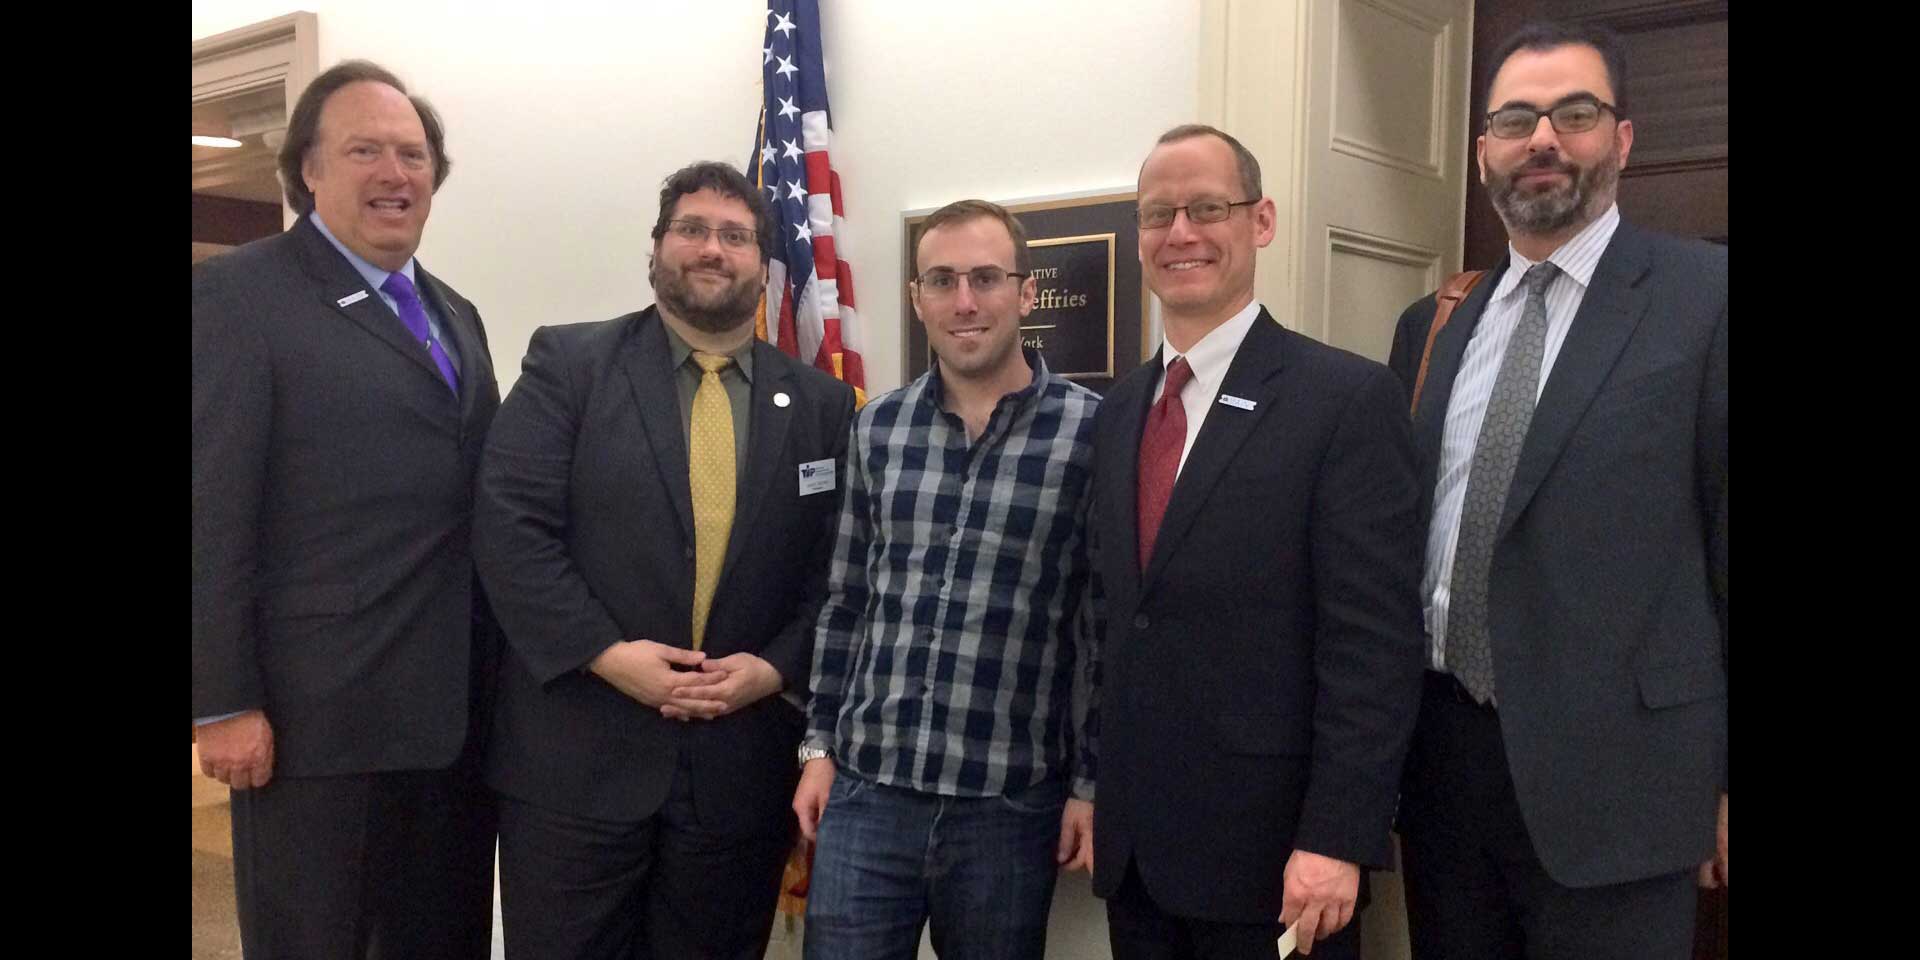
[1133,613,1149,630]
[683,545,695,560]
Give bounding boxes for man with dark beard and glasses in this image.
[1386,21,1726,960]
[473,160,856,960]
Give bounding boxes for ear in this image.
[1018,274,1037,319]
[908,281,927,323]
[1250,197,1278,248]
[302,152,320,194]
[1475,134,1489,185]
[1613,118,1634,170]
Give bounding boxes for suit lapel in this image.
[620,310,697,546]
[1498,223,1652,539]
[414,264,486,422]
[291,218,452,395]
[1105,351,1159,605]
[1141,310,1288,592]
[717,342,795,584]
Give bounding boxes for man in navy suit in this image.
[1387,21,1727,959]
[193,59,499,959]
[1088,124,1427,959]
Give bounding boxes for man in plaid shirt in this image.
[792,199,1101,959]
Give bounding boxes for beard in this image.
[1486,136,1622,236]
[649,256,762,334]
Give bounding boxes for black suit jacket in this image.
[475,308,855,834]
[192,216,503,777]
[1089,310,1426,923]
[1388,219,1728,887]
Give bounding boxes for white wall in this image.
[191,0,1199,396]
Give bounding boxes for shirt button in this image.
[1133,613,1150,630]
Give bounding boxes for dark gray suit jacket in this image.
[192,215,503,777]
[475,308,855,834]
[1388,218,1728,887]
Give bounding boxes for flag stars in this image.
[761,143,778,167]
[786,181,808,202]
[794,221,813,242]
[782,138,804,162]
[775,55,798,80]
[773,12,797,36]
[778,96,800,121]
[763,45,773,64]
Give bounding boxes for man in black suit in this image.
[474,160,856,960]
[1089,124,1426,959]
[193,60,499,959]
[1386,21,1727,959]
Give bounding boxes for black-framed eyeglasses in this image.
[1484,97,1622,139]
[665,219,759,250]
[1136,198,1258,230]
[913,266,1028,296]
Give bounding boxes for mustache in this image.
[1514,154,1575,177]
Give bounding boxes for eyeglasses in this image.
[913,266,1027,297]
[1136,198,1258,230]
[1485,97,1622,139]
[665,219,759,250]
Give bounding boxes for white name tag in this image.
[336,290,370,308]
[1218,394,1258,411]
[798,459,836,496]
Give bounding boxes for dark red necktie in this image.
[1136,356,1194,571]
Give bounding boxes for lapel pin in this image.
[336,290,370,308]
[773,392,792,408]
[1218,394,1258,411]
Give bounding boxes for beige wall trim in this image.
[1198,0,1311,330]
[193,12,318,227]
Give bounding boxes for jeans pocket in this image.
[996,776,1067,815]
[828,768,873,806]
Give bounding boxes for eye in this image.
[1139,206,1174,228]
[924,273,955,290]
[1191,199,1228,220]
[349,144,379,159]
[720,228,752,247]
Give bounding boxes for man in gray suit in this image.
[193,59,498,959]
[1387,20,1726,959]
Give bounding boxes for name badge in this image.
[336,290,370,308]
[1218,394,1258,411]
[798,459,836,496]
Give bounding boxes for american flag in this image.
[753,0,866,404]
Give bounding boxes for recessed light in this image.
[193,135,243,149]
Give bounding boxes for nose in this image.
[950,277,980,313]
[1525,114,1563,153]
[1166,207,1201,243]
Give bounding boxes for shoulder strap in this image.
[1409,270,1486,416]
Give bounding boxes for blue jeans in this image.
[803,768,1068,960]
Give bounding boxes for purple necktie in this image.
[380,271,460,394]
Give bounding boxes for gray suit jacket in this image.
[193,216,502,777]
[1389,218,1728,887]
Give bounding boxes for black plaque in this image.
[904,191,1149,396]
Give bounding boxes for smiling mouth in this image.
[369,198,411,212]
[948,326,989,339]
[1162,260,1211,272]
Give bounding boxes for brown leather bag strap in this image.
[1409,269,1486,416]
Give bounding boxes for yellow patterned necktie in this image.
[688,351,737,650]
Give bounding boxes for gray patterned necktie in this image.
[1446,261,1559,705]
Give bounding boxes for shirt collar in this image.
[662,320,757,384]
[919,346,1050,414]
[1492,202,1620,302]
[310,212,416,293]
[1159,298,1262,384]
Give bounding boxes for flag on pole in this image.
[752,0,866,405]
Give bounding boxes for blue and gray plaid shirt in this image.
[805,350,1101,799]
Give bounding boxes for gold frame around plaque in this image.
[1021,233,1116,379]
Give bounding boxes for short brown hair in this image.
[1148,124,1263,201]
[915,199,1031,276]
[277,59,451,216]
